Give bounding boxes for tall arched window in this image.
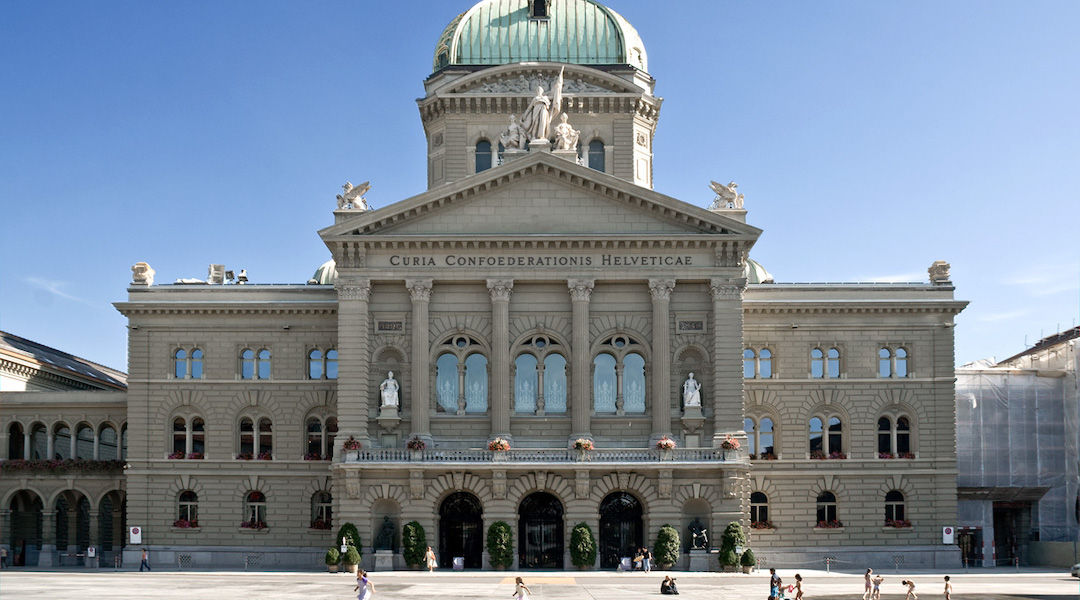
[306,416,337,460]
[750,492,770,526]
[174,349,187,378]
[885,490,906,525]
[475,140,492,172]
[879,347,909,378]
[99,425,119,460]
[309,349,339,380]
[174,348,204,379]
[745,416,775,459]
[878,414,914,457]
[241,349,271,379]
[588,139,605,171]
[244,491,267,528]
[816,491,839,527]
[8,422,24,460]
[173,418,187,454]
[177,491,199,527]
[30,423,47,459]
[53,423,71,460]
[513,334,568,415]
[435,335,488,414]
[593,335,646,414]
[810,413,844,458]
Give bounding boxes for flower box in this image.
[750,521,775,530]
[310,519,333,530]
[168,451,185,460]
[304,452,324,461]
[0,459,126,474]
[751,452,778,460]
[572,438,594,451]
[240,520,268,530]
[815,520,844,529]
[720,435,741,450]
[342,437,362,451]
[187,452,204,460]
[884,519,912,528]
[488,437,511,452]
[257,452,273,460]
[406,437,427,451]
[236,452,254,460]
[655,437,677,450]
[172,519,199,529]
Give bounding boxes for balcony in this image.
[341,447,740,465]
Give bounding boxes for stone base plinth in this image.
[688,549,712,572]
[373,550,394,571]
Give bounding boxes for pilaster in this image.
[568,279,594,442]
[335,278,373,449]
[649,278,675,443]
[710,277,747,446]
[407,279,434,443]
[487,279,514,439]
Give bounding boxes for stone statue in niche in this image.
[375,516,396,550]
[499,114,526,150]
[709,180,744,210]
[520,67,564,141]
[682,372,702,407]
[380,371,400,407]
[688,518,708,549]
[336,181,370,211]
[553,113,580,151]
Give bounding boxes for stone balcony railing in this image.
[341,447,741,464]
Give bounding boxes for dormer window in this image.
[529,0,550,19]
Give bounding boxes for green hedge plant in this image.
[486,521,514,568]
[654,524,680,568]
[402,521,427,567]
[325,547,340,565]
[570,522,597,568]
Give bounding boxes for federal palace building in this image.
[1,0,968,571]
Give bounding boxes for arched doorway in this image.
[9,490,43,566]
[518,492,563,569]
[599,492,643,568]
[439,492,483,569]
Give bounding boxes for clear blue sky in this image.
[2,1,1077,372]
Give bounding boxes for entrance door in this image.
[439,492,483,569]
[519,492,564,569]
[599,492,643,569]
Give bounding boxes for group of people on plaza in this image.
[862,568,952,600]
[632,546,654,572]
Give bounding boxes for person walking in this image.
[643,547,652,573]
[943,576,952,600]
[794,574,803,600]
[139,548,151,572]
[354,569,375,600]
[863,568,873,600]
[511,576,531,600]
[769,568,780,600]
[424,546,437,573]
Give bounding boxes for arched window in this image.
[879,347,909,378]
[257,349,271,379]
[750,492,770,526]
[257,417,273,457]
[172,415,206,458]
[513,334,568,415]
[75,424,94,459]
[99,425,118,460]
[816,491,839,527]
[326,350,338,379]
[177,491,199,527]
[811,347,840,378]
[239,418,255,457]
[53,423,71,460]
[810,413,844,458]
[744,348,773,379]
[244,491,267,528]
[175,348,204,379]
[241,349,255,379]
[241,348,271,379]
[746,416,775,459]
[476,140,492,173]
[30,423,47,459]
[588,139,605,171]
[878,414,914,457]
[305,415,337,460]
[312,491,333,529]
[885,490,906,526]
[8,422,24,460]
[593,335,647,414]
[173,418,187,454]
[435,335,488,414]
[308,349,339,380]
[192,418,205,455]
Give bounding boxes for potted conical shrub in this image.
[343,545,361,574]
[719,522,747,572]
[654,524,680,569]
[402,521,427,570]
[570,522,597,570]
[325,547,340,573]
[486,521,514,570]
[740,548,757,574]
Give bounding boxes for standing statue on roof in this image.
[520,67,564,141]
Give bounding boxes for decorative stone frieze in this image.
[709,277,747,301]
[410,470,424,499]
[336,279,371,301]
[575,470,589,500]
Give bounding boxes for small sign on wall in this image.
[129,526,142,544]
[942,526,955,544]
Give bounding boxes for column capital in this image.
[567,279,595,303]
[709,277,747,301]
[406,278,433,302]
[486,279,514,303]
[335,278,371,301]
[648,278,676,302]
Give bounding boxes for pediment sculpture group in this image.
[500,67,580,153]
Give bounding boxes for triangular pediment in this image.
[320,153,762,242]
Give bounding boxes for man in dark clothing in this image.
[660,575,679,595]
[769,567,779,600]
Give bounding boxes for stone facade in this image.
[0,0,968,571]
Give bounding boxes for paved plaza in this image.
[0,568,1077,599]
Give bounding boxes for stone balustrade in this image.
[342,447,737,464]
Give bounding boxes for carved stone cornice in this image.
[335,279,371,302]
[710,277,747,301]
[406,279,433,303]
[648,278,675,302]
[486,279,514,303]
[567,279,595,303]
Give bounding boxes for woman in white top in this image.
[424,546,437,573]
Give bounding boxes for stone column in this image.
[407,279,433,442]
[710,277,748,446]
[23,430,31,460]
[87,510,99,556]
[38,511,56,567]
[649,279,676,443]
[46,432,54,461]
[335,278,373,449]
[568,279,594,442]
[487,279,514,439]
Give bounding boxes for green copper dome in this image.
[433,0,648,73]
